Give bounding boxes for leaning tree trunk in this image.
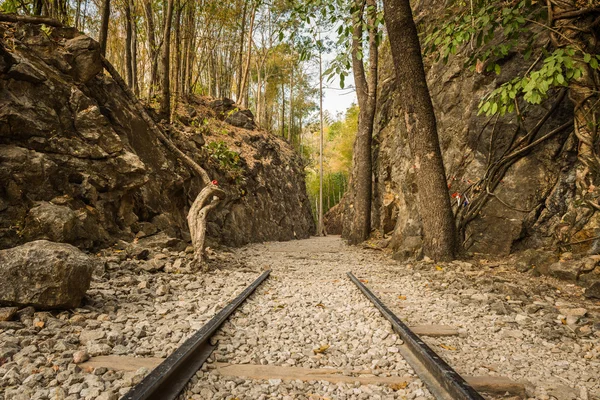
[101,57,225,268]
[383,0,457,261]
[549,2,600,249]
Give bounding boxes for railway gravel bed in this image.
[0,242,259,400]
[1,236,599,400]
[179,238,432,399]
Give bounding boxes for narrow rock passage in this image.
[180,237,433,399]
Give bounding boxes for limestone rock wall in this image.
[370,43,574,257]
[0,22,315,250]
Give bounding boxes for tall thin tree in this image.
[159,0,175,120]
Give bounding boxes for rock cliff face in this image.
[0,22,315,250]
[368,42,574,258]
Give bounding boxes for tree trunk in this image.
[100,55,225,269]
[281,81,285,138]
[239,2,257,108]
[319,48,325,236]
[131,1,139,97]
[98,0,111,57]
[383,0,457,261]
[288,66,293,143]
[33,0,43,16]
[344,0,378,245]
[124,0,133,89]
[173,0,182,103]
[236,0,248,102]
[74,0,81,29]
[159,0,174,120]
[143,0,158,99]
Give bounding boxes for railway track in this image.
[121,268,485,400]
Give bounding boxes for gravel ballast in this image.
[1,236,599,400]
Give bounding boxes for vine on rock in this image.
[423,1,600,249]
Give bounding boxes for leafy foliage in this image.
[423,0,600,116]
[424,0,535,72]
[206,141,242,171]
[479,47,598,116]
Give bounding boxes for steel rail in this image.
[347,272,485,400]
[122,269,271,400]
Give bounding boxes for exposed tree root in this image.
[101,56,225,268]
[456,90,572,245]
[549,1,600,251]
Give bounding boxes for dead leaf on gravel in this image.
[360,279,369,283]
[313,344,330,354]
[389,382,408,390]
[398,295,407,300]
[439,344,457,351]
[316,303,326,308]
[435,266,443,271]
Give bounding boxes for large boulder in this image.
[0,240,94,309]
[22,201,78,243]
[209,98,256,130]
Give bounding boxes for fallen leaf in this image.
[475,58,484,73]
[397,295,407,300]
[561,318,567,325]
[274,304,285,310]
[35,321,45,328]
[52,365,60,372]
[439,344,457,351]
[316,303,326,308]
[435,266,443,271]
[313,344,330,354]
[360,279,369,283]
[389,382,408,390]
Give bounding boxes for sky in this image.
[308,49,357,120]
[322,73,357,117]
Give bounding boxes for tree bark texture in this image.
[344,0,378,245]
[98,0,111,57]
[143,0,159,99]
[383,0,457,260]
[159,0,174,120]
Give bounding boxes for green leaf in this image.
[494,64,501,75]
[584,53,592,63]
